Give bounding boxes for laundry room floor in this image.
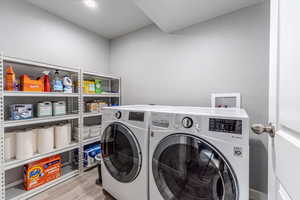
[31,168,257,200]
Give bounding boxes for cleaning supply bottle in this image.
[6,65,17,91]
[95,79,102,94]
[52,70,63,92]
[43,71,51,92]
[63,75,73,93]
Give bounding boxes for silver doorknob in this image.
[251,123,275,138]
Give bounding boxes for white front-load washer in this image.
[149,107,249,200]
[101,106,152,200]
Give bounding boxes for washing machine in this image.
[101,105,152,200]
[149,107,249,200]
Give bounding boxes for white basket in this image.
[74,126,90,140]
[89,125,101,137]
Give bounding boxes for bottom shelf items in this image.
[5,149,79,200]
[80,142,101,171]
[5,166,78,200]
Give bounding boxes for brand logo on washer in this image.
[234,147,243,157]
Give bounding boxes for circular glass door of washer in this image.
[101,122,142,183]
[152,134,238,200]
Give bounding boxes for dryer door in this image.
[152,134,238,200]
[102,122,142,183]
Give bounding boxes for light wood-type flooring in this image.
[30,168,114,200]
[31,167,257,200]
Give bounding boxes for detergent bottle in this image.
[63,75,73,93]
[43,71,51,92]
[6,65,17,91]
[52,70,63,92]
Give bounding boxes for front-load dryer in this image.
[149,108,249,200]
[101,106,151,200]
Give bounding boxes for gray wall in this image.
[0,0,109,72]
[110,3,269,193]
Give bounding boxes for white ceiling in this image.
[27,0,153,39]
[27,0,264,39]
[133,0,265,33]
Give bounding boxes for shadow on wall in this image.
[249,136,268,194]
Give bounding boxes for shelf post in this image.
[79,68,84,174]
[0,52,5,200]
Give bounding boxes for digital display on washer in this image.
[129,112,144,122]
[209,118,242,134]
[152,120,169,128]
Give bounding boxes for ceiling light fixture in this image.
[83,0,98,9]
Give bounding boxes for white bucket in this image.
[16,129,34,160]
[54,124,71,148]
[5,132,16,160]
[37,127,54,154]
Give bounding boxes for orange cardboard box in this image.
[20,74,44,92]
[24,155,61,191]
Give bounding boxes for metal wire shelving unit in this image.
[81,70,121,145]
[0,55,82,200]
[0,55,121,200]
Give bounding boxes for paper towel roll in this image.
[37,127,54,154]
[16,129,34,160]
[5,132,16,160]
[32,129,38,153]
[54,124,70,148]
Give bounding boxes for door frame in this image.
[268,0,280,199]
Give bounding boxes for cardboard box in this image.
[24,155,61,191]
[20,74,44,92]
[83,80,95,94]
[10,104,33,120]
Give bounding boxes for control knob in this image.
[115,111,122,119]
[182,117,193,128]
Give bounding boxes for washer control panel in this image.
[174,115,201,132]
[129,112,145,122]
[152,113,202,133]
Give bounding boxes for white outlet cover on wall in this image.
[211,93,241,108]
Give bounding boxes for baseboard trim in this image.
[250,188,268,200]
